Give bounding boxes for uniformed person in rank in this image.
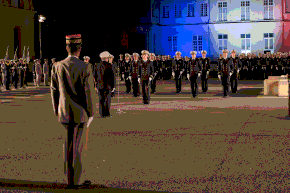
[129,53,141,97]
[255,53,263,80]
[108,54,117,97]
[218,49,231,97]
[118,54,125,81]
[49,58,56,82]
[160,56,167,80]
[18,58,25,89]
[172,51,184,94]
[123,53,132,93]
[3,60,11,90]
[0,59,4,87]
[11,60,19,89]
[35,59,43,87]
[183,56,189,80]
[96,51,115,118]
[139,50,154,104]
[187,51,200,97]
[229,50,239,93]
[167,55,173,80]
[23,58,29,87]
[199,50,210,93]
[149,53,158,94]
[43,59,49,86]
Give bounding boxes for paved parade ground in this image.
[1,78,290,192]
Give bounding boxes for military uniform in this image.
[219,50,231,97]
[118,55,125,81]
[18,59,26,88]
[139,50,154,104]
[35,60,42,87]
[183,56,189,80]
[160,56,167,80]
[172,52,184,93]
[43,59,49,86]
[123,58,132,93]
[11,62,19,89]
[1,60,5,87]
[199,51,210,93]
[32,60,37,86]
[4,61,11,90]
[130,53,141,97]
[187,51,200,97]
[228,51,239,93]
[96,52,115,117]
[166,56,173,80]
[150,53,158,94]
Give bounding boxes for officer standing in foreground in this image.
[150,53,158,94]
[218,49,231,97]
[96,51,115,117]
[229,50,239,93]
[172,51,184,94]
[187,51,200,97]
[139,50,154,104]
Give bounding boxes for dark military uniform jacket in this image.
[219,57,231,76]
[130,60,140,79]
[123,60,131,76]
[118,59,125,73]
[187,58,199,76]
[96,61,116,90]
[228,56,239,78]
[172,58,184,72]
[139,59,154,80]
[199,57,210,72]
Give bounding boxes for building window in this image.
[218,34,228,50]
[201,3,208,17]
[286,0,290,13]
[264,0,273,20]
[241,34,251,53]
[168,36,177,52]
[187,3,194,17]
[192,35,203,54]
[264,33,274,51]
[163,5,169,18]
[175,4,182,18]
[218,2,227,21]
[241,1,250,20]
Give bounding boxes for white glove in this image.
[172,72,175,77]
[122,74,125,78]
[207,71,209,75]
[138,78,140,83]
[276,67,278,70]
[187,74,190,79]
[237,69,240,73]
[230,72,232,76]
[129,76,131,81]
[218,74,221,80]
[112,88,115,92]
[87,116,94,128]
[198,73,201,77]
[149,77,152,81]
[180,71,183,74]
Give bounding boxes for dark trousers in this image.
[62,123,85,186]
[141,79,150,103]
[230,73,238,93]
[98,89,112,116]
[221,74,229,96]
[124,73,131,93]
[150,76,157,93]
[174,71,182,92]
[19,71,24,88]
[120,68,125,80]
[5,74,10,90]
[162,69,167,80]
[13,74,18,89]
[24,70,28,86]
[201,70,208,92]
[190,74,198,96]
[132,78,140,97]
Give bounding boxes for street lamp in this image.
[38,14,46,60]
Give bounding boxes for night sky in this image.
[32,0,151,63]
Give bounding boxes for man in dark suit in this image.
[50,34,96,188]
[187,51,200,97]
[228,50,239,93]
[172,51,184,94]
[95,51,116,117]
[199,50,210,93]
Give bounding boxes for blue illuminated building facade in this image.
[146,0,290,60]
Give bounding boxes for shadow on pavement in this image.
[0,179,164,193]
[213,88,263,97]
[0,88,51,99]
[270,115,290,120]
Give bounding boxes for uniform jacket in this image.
[123,60,131,74]
[35,64,42,75]
[50,55,96,123]
[43,63,49,75]
[130,60,140,78]
[96,61,116,90]
[199,57,210,71]
[228,56,239,72]
[173,59,184,72]
[188,58,200,76]
[139,59,154,80]
[219,58,231,75]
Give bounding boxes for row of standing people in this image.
[117,50,211,98]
